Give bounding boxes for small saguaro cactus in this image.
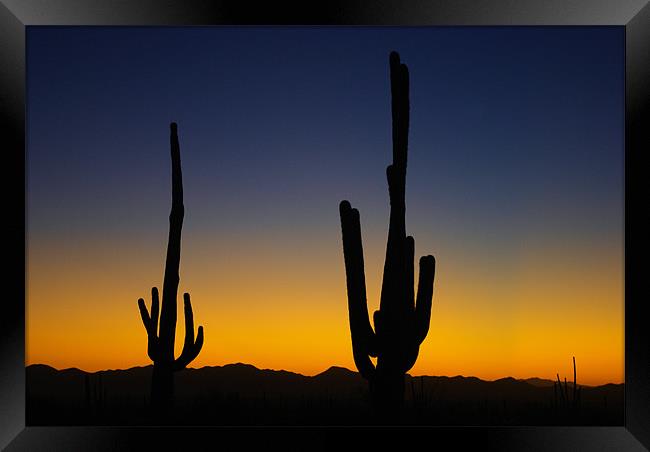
[339,51,436,419]
[553,356,581,417]
[137,122,204,410]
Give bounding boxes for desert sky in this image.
[26,27,624,386]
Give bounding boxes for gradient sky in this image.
[26,27,624,385]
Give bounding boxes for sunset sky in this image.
[26,27,624,386]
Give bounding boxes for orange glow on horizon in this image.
[26,229,624,387]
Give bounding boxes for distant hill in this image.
[26,363,623,426]
[521,377,556,388]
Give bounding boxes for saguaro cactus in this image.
[554,356,581,417]
[339,51,436,419]
[137,122,204,410]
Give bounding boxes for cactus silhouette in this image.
[137,122,204,411]
[554,356,581,420]
[339,51,436,420]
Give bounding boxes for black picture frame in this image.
[1,1,648,450]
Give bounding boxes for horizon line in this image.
[26,362,624,387]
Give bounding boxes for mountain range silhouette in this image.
[27,363,622,426]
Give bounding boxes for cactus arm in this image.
[181,293,199,353]
[172,293,205,371]
[159,122,184,361]
[405,235,415,310]
[556,373,565,405]
[564,377,569,403]
[138,298,152,332]
[352,339,376,380]
[138,286,160,361]
[414,255,436,344]
[150,286,160,336]
[340,200,377,376]
[573,356,578,406]
[381,167,406,316]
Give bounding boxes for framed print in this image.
[1,1,649,450]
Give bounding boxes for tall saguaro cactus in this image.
[137,122,204,410]
[339,52,436,419]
